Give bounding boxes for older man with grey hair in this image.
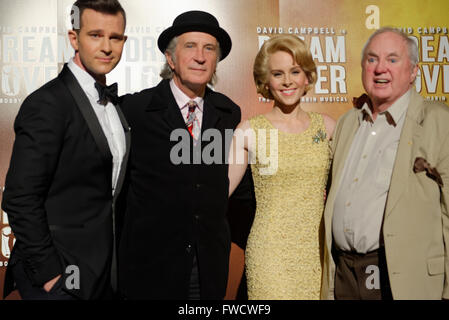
[159,36,221,86]
[321,27,449,300]
[117,10,252,300]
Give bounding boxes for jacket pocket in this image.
[427,256,445,275]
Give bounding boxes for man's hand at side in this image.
[43,274,61,292]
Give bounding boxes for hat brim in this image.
[158,24,232,61]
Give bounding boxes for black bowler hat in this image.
[157,10,232,60]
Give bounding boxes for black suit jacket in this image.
[118,79,242,299]
[2,65,130,299]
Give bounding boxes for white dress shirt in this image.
[170,79,204,138]
[332,90,411,253]
[68,59,126,196]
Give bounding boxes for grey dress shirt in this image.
[332,90,411,253]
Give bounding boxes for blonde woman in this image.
[228,35,335,299]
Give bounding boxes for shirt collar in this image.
[169,79,203,112]
[358,90,411,126]
[359,103,374,123]
[67,59,99,101]
[383,89,410,125]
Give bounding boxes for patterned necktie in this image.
[186,100,198,139]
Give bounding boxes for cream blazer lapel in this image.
[384,90,424,219]
[322,108,361,299]
[324,109,360,248]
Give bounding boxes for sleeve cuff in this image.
[26,252,64,287]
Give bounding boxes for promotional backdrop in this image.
[0,0,448,299]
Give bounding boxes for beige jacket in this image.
[321,90,449,300]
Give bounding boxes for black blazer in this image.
[2,65,130,299]
[118,79,242,299]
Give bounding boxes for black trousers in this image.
[334,247,393,300]
[188,252,201,300]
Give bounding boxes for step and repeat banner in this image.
[0,0,448,299]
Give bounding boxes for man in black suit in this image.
[2,0,129,300]
[119,11,244,299]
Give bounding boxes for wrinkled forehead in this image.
[364,31,408,57]
[177,31,218,45]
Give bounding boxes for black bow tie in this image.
[95,82,118,105]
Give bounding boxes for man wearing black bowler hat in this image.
[118,10,246,299]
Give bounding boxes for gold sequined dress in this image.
[246,112,331,299]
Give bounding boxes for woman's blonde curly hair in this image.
[253,34,317,100]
